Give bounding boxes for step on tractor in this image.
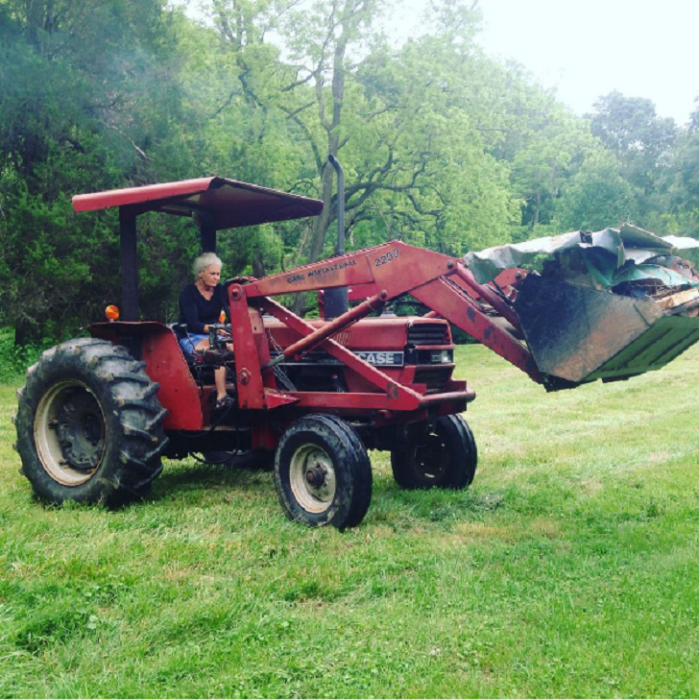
[14,162,699,529]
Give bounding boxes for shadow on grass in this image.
[152,457,274,500]
[150,458,514,531]
[22,458,513,532]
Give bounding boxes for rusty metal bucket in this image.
[513,275,699,389]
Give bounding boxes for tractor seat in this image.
[169,322,188,340]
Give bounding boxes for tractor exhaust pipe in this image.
[322,155,349,319]
[328,154,345,256]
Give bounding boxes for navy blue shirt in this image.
[178,284,226,334]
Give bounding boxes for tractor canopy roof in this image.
[72,177,323,230]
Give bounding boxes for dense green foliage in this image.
[1,345,698,696]
[1,0,698,342]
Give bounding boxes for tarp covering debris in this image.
[463,225,699,387]
[464,224,699,290]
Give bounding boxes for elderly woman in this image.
[179,252,233,410]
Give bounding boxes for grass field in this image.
[0,344,697,698]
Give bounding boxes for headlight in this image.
[430,350,453,364]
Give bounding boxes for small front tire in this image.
[274,414,372,529]
[390,414,477,490]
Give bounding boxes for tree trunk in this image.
[252,251,266,279]
[291,0,352,315]
[531,190,541,234]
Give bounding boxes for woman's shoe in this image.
[214,394,234,410]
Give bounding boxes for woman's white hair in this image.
[193,252,223,278]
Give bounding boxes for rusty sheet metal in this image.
[663,235,699,251]
[657,288,699,312]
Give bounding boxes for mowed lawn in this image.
[0,344,697,698]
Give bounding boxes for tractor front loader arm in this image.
[240,241,541,383]
[410,276,540,381]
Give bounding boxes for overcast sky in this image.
[478,0,698,125]
[395,0,698,126]
[183,0,697,125]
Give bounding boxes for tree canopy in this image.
[1,0,697,342]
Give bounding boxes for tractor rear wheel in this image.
[14,338,168,507]
[390,414,477,490]
[274,414,372,529]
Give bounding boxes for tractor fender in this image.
[88,322,204,430]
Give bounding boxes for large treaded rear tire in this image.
[274,414,372,530]
[14,338,168,506]
[391,414,477,490]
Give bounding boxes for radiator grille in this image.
[413,367,452,394]
[407,323,449,346]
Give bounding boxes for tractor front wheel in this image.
[14,338,168,507]
[274,414,372,529]
[390,414,477,490]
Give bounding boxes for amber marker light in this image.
[105,305,120,322]
[219,311,226,323]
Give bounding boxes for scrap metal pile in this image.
[463,225,699,388]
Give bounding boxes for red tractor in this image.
[13,171,699,529]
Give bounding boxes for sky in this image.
[396,0,699,126]
[182,0,698,126]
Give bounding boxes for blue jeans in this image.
[178,333,208,360]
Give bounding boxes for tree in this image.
[5,0,686,344]
[345,1,520,255]
[554,151,637,232]
[664,101,699,233]
[509,104,596,237]
[0,0,191,342]
[204,0,521,313]
[587,91,676,225]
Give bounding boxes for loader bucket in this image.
[513,275,699,388]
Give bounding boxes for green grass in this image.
[1,345,697,698]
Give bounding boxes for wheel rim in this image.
[288,444,337,513]
[406,431,448,486]
[34,380,106,486]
